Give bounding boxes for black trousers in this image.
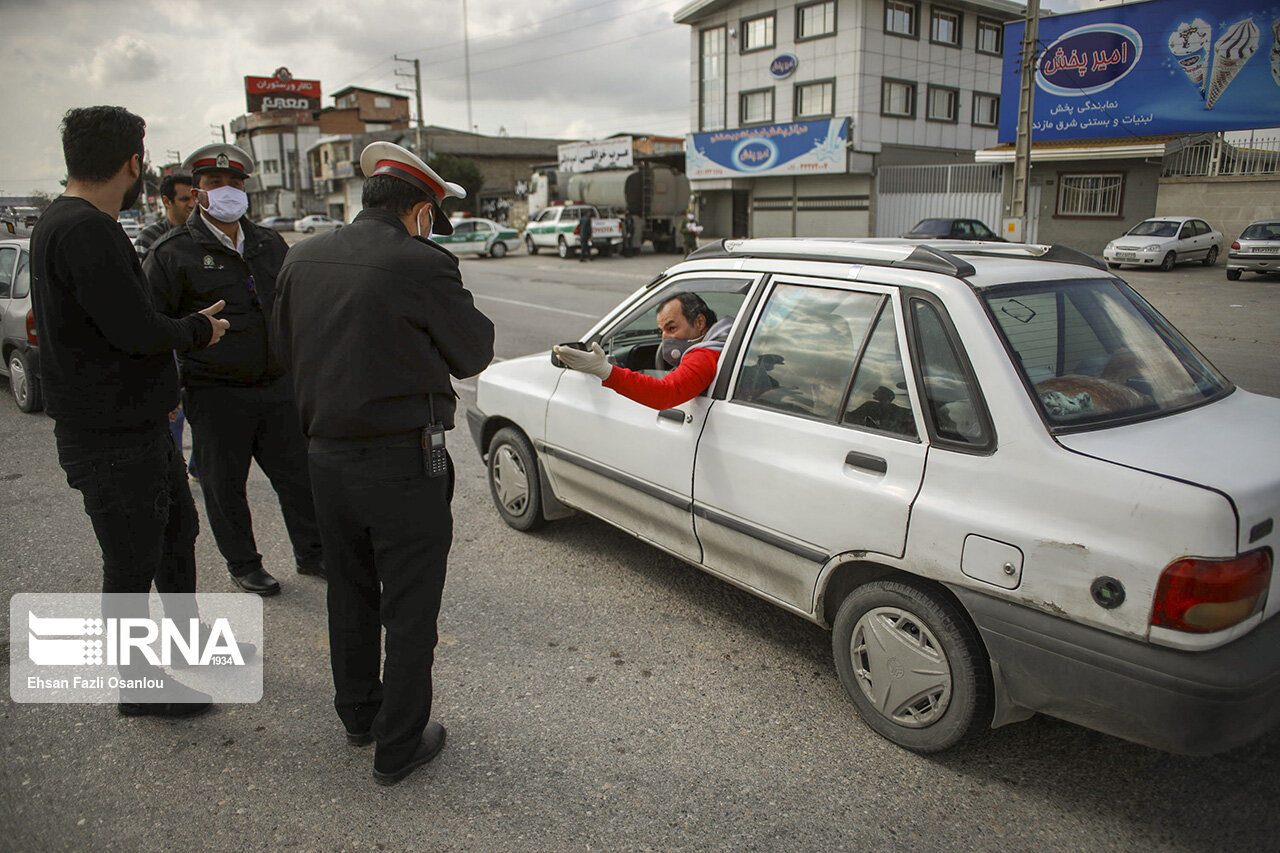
[308,443,453,772]
[183,379,322,576]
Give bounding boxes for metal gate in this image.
[875,164,1005,238]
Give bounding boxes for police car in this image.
[468,237,1280,756]
[434,217,521,258]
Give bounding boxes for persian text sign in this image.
[999,0,1280,142]
[685,119,849,180]
[246,67,321,112]
[558,137,634,173]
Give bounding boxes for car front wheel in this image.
[525,235,538,255]
[8,350,42,413]
[305,227,315,234]
[1159,251,1176,272]
[486,427,546,531]
[1202,246,1218,266]
[832,577,992,753]
[490,241,507,259]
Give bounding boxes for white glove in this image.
[554,342,613,380]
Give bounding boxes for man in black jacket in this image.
[272,141,494,786]
[145,143,323,597]
[31,106,229,718]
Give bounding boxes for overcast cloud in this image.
[2,0,1092,197]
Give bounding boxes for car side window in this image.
[973,222,996,240]
[0,247,15,299]
[842,305,918,439]
[734,283,880,421]
[599,278,752,374]
[11,252,30,299]
[954,221,974,238]
[455,222,475,235]
[1178,223,1193,239]
[911,299,990,447]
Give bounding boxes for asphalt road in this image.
[2,245,1278,852]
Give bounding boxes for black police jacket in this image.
[144,213,290,387]
[271,208,495,438]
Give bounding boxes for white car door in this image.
[692,278,928,612]
[540,274,761,561]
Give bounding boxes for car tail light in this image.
[1151,550,1272,633]
[26,309,36,344]
[1231,240,1241,250]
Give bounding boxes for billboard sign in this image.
[685,118,849,180]
[1000,0,1280,142]
[246,67,321,113]
[558,137,634,173]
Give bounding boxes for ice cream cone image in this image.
[1169,19,1211,97]
[1206,17,1259,109]
[1271,19,1280,87]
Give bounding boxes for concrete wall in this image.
[1156,176,1280,241]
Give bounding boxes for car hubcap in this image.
[491,445,529,514]
[9,356,27,407]
[850,606,951,727]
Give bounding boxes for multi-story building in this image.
[230,111,322,220]
[675,0,1023,239]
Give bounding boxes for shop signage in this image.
[685,118,848,180]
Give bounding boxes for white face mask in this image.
[201,185,249,224]
[415,204,435,238]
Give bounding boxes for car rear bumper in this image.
[950,585,1280,755]
[1226,253,1280,272]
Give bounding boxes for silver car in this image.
[1103,217,1224,271]
[0,238,41,412]
[1226,219,1280,280]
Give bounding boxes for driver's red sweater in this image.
[601,348,720,410]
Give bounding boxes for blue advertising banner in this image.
[685,118,848,180]
[999,0,1280,142]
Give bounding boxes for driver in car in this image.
[554,292,733,410]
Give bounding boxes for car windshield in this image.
[1240,223,1280,240]
[1127,220,1179,237]
[907,219,951,235]
[985,279,1231,430]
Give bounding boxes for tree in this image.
[30,191,56,212]
[427,154,484,215]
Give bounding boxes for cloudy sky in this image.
[0,0,1093,197]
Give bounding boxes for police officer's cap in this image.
[360,142,465,235]
[184,143,256,179]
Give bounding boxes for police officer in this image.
[144,143,324,596]
[272,142,494,786]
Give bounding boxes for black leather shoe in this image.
[118,700,211,718]
[372,722,446,786]
[230,568,281,596]
[346,729,373,746]
[296,561,326,579]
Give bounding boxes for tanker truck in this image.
[528,164,687,255]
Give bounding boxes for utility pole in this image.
[166,149,181,167]
[1009,0,1040,241]
[210,124,227,143]
[395,55,424,157]
[462,0,473,133]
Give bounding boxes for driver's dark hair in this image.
[362,174,433,216]
[159,173,192,201]
[661,292,717,328]
[61,106,145,183]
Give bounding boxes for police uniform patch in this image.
[216,153,229,168]
[203,255,215,268]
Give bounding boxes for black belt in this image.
[309,430,421,452]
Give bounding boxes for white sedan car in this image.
[293,214,343,234]
[469,237,1280,756]
[1103,217,1224,271]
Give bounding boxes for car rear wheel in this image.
[8,350,42,413]
[832,577,991,753]
[1227,269,1242,280]
[1159,251,1176,272]
[558,236,571,259]
[490,241,507,259]
[525,235,538,255]
[1202,246,1218,266]
[305,227,315,234]
[487,427,546,531]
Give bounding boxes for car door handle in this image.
[658,408,686,424]
[845,451,887,474]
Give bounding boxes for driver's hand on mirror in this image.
[553,342,613,380]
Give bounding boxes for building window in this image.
[977,18,1003,55]
[797,1,836,40]
[1057,173,1125,217]
[930,8,961,47]
[926,85,959,122]
[700,26,727,132]
[374,96,391,109]
[885,0,919,39]
[972,93,999,127]
[881,79,917,118]
[740,13,775,53]
[262,159,279,174]
[338,94,357,109]
[795,79,835,118]
[740,88,775,125]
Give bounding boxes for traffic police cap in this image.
[184,143,256,179]
[360,141,465,235]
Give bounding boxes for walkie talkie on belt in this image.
[422,396,447,478]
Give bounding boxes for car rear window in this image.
[1240,223,1280,240]
[985,279,1230,429]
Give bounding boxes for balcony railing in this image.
[1163,132,1280,178]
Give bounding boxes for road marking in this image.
[473,293,599,318]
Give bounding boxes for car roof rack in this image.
[684,238,1107,277]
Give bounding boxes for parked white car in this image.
[432,217,521,257]
[469,237,1280,756]
[1226,219,1280,280]
[1103,217,1223,271]
[293,214,343,234]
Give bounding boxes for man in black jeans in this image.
[30,106,230,718]
[146,143,324,596]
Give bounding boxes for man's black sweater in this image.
[30,197,210,443]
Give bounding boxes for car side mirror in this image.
[551,341,588,369]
